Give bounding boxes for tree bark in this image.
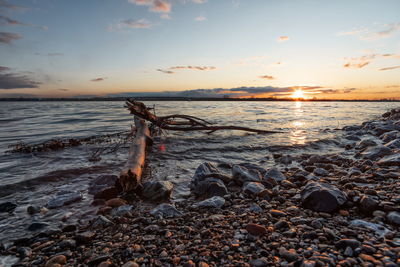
[119,116,152,192]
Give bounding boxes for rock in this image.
[385,139,400,149]
[92,215,113,227]
[98,260,114,267]
[142,181,173,201]
[249,205,263,213]
[350,219,390,237]
[122,261,139,267]
[279,247,299,262]
[27,205,41,215]
[58,239,76,249]
[44,255,66,267]
[359,195,379,215]
[356,139,377,150]
[313,167,329,176]
[111,205,134,217]
[46,190,83,209]
[361,145,393,160]
[0,202,17,213]
[94,187,119,200]
[232,165,262,185]
[150,203,183,218]
[242,182,265,195]
[380,130,398,143]
[62,224,77,232]
[190,162,229,197]
[387,211,400,225]
[300,181,347,213]
[88,174,119,195]
[274,220,289,230]
[27,222,49,231]
[105,198,127,208]
[270,209,286,217]
[250,258,269,267]
[192,196,225,209]
[17,247,32,258]
[245,223,267,236]
[264,167,286,182]
[75,231,95,244]
[336,239,361,249]
[377,154,400,166]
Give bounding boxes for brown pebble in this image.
[245,223,267,236]
[198,262,209,267]
[121,261,139,267]
[339,210,349,216]
[44,255,67,267]
[97,260,113,267]
[105,198,127,208]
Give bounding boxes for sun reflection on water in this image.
[290,101,307,145]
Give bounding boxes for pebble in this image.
[44,255,66,267]
[245,224,267,236]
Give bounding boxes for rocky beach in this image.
[1,108,400,267]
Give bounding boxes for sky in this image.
[0,0,400,100]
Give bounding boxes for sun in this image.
[291,89,305,99]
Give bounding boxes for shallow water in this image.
[0,100,398,243]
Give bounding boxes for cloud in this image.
[195,16,206,21]
[0,0,24,10]
[0,66,40,89]
[0,31,21,44]
[379,66,400,71]
[343,53,400,69]
[0,15,47,30]
[259,75,275,80]
[339,22,400,41]
[160,14,171,19]
[58,88,69,91]
[90,77,107,82]
[109,19,152,31]
[278,36,289,42]
[128,0,171,13]
[157,69,175,74]
[192,0,207,3]
[170,66,216,71]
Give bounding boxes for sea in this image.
[0,100,398,246]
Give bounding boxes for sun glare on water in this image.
[292,89,305,99]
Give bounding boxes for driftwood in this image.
[125,99,282,134]
[119,116,152,192]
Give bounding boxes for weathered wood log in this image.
[119,116,152,192]
[125,99,283,134]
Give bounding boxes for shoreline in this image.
[1,109,400,266]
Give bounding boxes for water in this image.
[0,100,398,243]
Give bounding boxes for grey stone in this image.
[111,205,134,217]
[361,145,393,160]
[264,167,286,182]
[380,130,399,143]
[232,165,262,185]
[250,258,269,267]
[384,139,400,149]
[88,174,119,195]
[92,215,113,227]
[27,222,49,231]
[359,195,379,215]
[190,162,229,197]
[192,196,225,209]
[377,154,400,166]
[46,190,83,209]
[150,203,183,218]
[142,181,173,201]
[242,182,265,195]
[387,211,400,225]
[356,139,377,150]
[300,181,347,213]
[313,167,329,176]
[350,219,390,237]
[0,202,17,213]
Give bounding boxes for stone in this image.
[17,247,32,258]
[150,203,183,218]
[111,205,134,217]
[27,205,41,215]
[380,130,398,143]
[88,174,119,195]
[192,196,225,209]
[58,239,76,249]
[313,167,329,176]
[359,195,379,215]
[264,167,286,182]
[336,239,361,249]
[27,222,49,231]
[142,181,173,201]
[279,247,299,262]
[232,165,262,185]
[386,211,400,225]
[94,187,119,200]
[92,215,113,227]
[0,202,17,213]
[350,219,390,237]
[384,139,400,149]
[190,162,229,197]
[242,182,265,195]
[250,258,269,267]
[75,231,95,244]
[105,198,127,208]
[377,154,400,166]
[46,190,83,209]
[356,139,377,150]
[245,223,267,236]
[361,145,392,160]
[44,255,66,267]
[300,181,347,213]
[122,261,139,267]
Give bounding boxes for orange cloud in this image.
[259,75,275,80]
[90,77,107,82]
[278,36,289,42]
[379,66,400,71]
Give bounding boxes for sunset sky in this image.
[0,0,399,99]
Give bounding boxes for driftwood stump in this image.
[119,116,152,192]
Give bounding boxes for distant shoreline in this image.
[0,97,399,102]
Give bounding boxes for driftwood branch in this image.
[119,116,152,192]
[125,99,282,134]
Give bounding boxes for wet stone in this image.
[192,196,225,209]
[0,202,17,213]
[150,203,183,218]
[242,182,265,195]
[245,223,267,236]
[264,167,286,182]
[46,190,83,209]
[386,211,400,225]
[232,165,262,185]
[142,181,174,201]
[27,222,49,231]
